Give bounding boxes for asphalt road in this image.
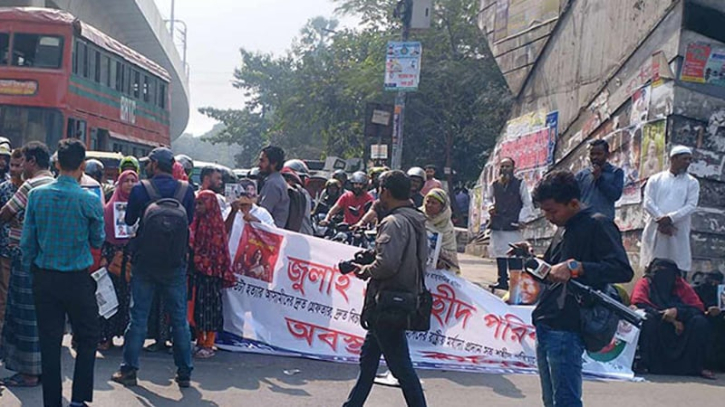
[1,255,722,406]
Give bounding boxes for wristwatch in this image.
[567,260,581,278]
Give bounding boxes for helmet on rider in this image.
[325,178,342,189]
[332,169,347,183]
[119,156,140,174]
[284,159,309,185]
[407,166,426,193]
[174,154,194,176]
[0,137,11,158]
[350,171,368,196]
[249,167,261,180]
[284,159,309,175]
[84,159,105,182]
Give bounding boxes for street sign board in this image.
[371,144,389,159]
[385,41,422,91]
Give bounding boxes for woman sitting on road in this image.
[422,188,460,274]
[631,258,717,379]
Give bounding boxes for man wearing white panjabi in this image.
[640,145,700,275]
[485,158,535,291]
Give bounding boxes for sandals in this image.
[194,348,215,359]
[0,373,40,387]
[701,370,717,380]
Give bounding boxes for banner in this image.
[219,223,639,380]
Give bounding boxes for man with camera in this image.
[342,170,427,407]
[512,171,633,407]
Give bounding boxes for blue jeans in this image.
[535,323,584,407]
[121,267,193,377]
[343,328,426,407]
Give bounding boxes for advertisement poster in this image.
[639,120,667,180]
[385,41,422,91]
[630,86,651,126]
[608,125,642,206]
[469,185,485,235]
[681,42,725,86]
[219,223,639,380]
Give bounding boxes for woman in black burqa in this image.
[631,258,716,379]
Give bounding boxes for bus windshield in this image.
[0,105,63,148]
[0,33,8,65]
[12,34,63,69]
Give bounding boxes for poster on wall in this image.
[468,185,484,235]
[639,120,667,180]
[681,42,725,86]
[629,86,651,126]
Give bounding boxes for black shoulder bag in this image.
[362,213,432,332]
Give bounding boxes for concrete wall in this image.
[476,0,725,277]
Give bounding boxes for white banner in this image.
[219,222,638,380]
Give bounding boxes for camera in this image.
[338,249,376,275]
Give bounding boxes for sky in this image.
[153,0,356,136]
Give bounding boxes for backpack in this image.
[134,180,190,273]
[284,185,307,232]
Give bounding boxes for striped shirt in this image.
[4,170,54,245]
[21,175,105,272]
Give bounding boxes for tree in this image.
[201,0,512,183]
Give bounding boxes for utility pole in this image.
[169,0,175,38]
[391,0,413,170]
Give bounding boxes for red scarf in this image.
[190,191,235,287]
[631,277,705,312]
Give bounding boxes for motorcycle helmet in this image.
[283,159,309,175]
[350,171,368,185]
[84,159,105,180]
[119,156,140,174]
[174,154,194,176]
[407,166,426,181]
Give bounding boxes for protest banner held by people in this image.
[112,147,195,388]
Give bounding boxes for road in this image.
[1,254,722,406]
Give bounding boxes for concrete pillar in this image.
[0,0,46,6]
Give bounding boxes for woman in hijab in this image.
[98,170,139,350]
[422,188,460,274]
[189,191,236,359]
[631,258,716,379]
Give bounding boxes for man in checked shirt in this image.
[21,139,105,407]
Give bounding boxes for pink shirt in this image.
[421,178,443,196]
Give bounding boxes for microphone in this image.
[524,258,551,281]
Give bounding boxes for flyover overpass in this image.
[0,0,190,139]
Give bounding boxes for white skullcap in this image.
[669,145,692,157]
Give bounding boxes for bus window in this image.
[133,70,140,99]
[12,34,63,69]
[2,33,10,65]
[115,60,123,92]
[93,49,101,83]
[0,105,63,147]
[81,42,88,77]
[143,75,150,102]
[159,83,167,109]
[67,117,87,140]
[101,54,110,87]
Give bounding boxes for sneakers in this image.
[111,369,137,387]
[175,373,191,388]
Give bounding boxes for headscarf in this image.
[190,190,235,287]
[173,161,188,181]
[631,258,704,311]
[422,188,459,270]
[103,170,138,246]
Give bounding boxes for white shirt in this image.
[225,205,275,261]
[640,170,700,271]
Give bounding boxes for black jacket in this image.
[533,208,634,332]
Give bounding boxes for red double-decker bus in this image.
[0,8,170,156]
